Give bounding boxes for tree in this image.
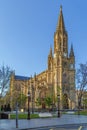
[76,63,87,108]
[36,98,41,107]
[10,81,28,110]
[45,96,53,109]
[0,65,12,97]
[17,93,27,109]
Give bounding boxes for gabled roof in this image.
[15,75,30,80]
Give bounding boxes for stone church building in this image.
[10,6,76,110]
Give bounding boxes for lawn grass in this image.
[7,110,87,119]
[10,113,39,119]
[75,110,87,115]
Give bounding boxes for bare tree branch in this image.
[0,65,13,97]
[76,63,87,108]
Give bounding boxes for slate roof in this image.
[15,75,30,80]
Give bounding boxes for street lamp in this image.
[27,91,30,120]
[31,77,34,114]
[78,97,80,115]
[57,94,60,118]
[16,102,18,128]
[31,85,34,114]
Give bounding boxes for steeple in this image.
[48,46,53,71]
[48,46,53,57]
[69,44,74,57]
[50,46,52,56]
[56,5,66,32]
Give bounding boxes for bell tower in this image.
[52,6,76,109]
[54,6,68,58]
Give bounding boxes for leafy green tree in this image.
[83,98,87,108]
[36,98,41,107]
[17,93,27,109]
[45,96,52,109]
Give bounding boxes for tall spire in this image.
[56,5,65,32]
[50,45,52,56]
[48,46,53,57]
[69,44,74,57]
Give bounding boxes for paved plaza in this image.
[0,114,87,130]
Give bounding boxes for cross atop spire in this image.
[60,5,62,11]
[56,6,66,32]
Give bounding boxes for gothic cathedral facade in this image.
[10,6,76,110]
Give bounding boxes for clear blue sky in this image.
[0,0,87,77]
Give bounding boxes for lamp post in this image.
[31,77,34,114]
[32,84,34,114]
[27,91,30,120]
[16,102,18,128]
[78,97,80,115]
[57,94,60,118]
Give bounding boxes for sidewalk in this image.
[0,114,87,130]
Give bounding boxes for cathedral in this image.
[10,6,76,110]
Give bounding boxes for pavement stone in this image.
[39,112,52,117]
[0,114,87,130]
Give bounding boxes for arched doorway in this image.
[62,94,69,109]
